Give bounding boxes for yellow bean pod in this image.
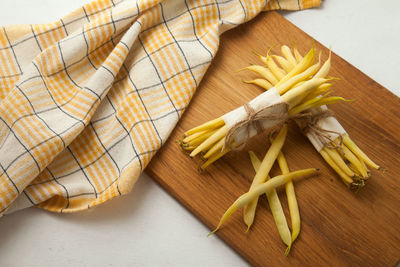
[239,65,279,85]
[243,78,273,90]
[185,118,225,136]
[190,126,228,157]
[277,151,300,255]
[342,134,381,170]
[248,151,292,248]
[266,56,286,80]
[243,124,288,230]
[281,45,297,66]
[275,46,315,87]
[272,55,294,73]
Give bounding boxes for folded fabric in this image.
[0,0,320,216]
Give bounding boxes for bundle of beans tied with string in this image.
[179,45,348,171]
[241,44,382,190]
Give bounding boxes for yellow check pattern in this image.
[0,0,320,216]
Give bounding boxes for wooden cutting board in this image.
[146,11,400,266]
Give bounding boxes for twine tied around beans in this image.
[222,102,289,151]
[222,102,343,153]
[295,109,344,152]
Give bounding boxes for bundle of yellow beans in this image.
[180,45,348,170]
[242,45,381,190]
[296,106,380,190]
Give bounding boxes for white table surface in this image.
[0,1,399,266]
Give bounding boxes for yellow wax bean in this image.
[323,147,357,178]
[276,62,321,94]
[314,50,332,78]
[320,149,353,186]
[281,78,329,109]
[183,130,208,143]
[185,117,225,136]
[293,47,303,62]
[275,46,315,87]
[243,78,273,90]
[302,83,332,102]
[200,148,230,170]
[203,137,225,159]
[272,55,294,73]
[288,96,326,116]
[248,151,261,170]
[293,81,306,88]
[277,151,300,256]
[187,129,218,147]
[252,51,268,65]
[266,187,292,248]
[310,96,349,107]
[318,83,333,91]
[249,151,292,249]
[361,160,371,178]
[209,168,317,235]
[281,45,297,66]
[266,56,286,80]
[184,128,217,144]
[341,144,368,178]
[289,96,347,115]
[342,134,380,170]
[243,124,288,230]
[190,126,228,157]
[240,65,279,85]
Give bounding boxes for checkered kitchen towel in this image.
[0,0,320,216]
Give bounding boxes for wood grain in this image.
[146,11,400,266]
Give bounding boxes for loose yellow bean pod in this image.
[248,151,292,249]
[209,168,317,235]
[243,124,288,230]
[277,151,300,256]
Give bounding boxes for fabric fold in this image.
[0,0,320,216]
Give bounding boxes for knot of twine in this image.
[222,102,288,151]
[296,109,344,151]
